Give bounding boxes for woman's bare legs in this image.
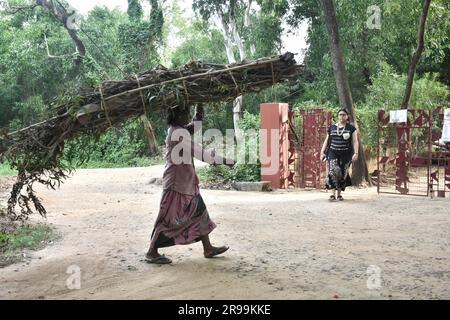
[337,188,344,200]
[146,235,228,262]
[200,235,213,253]
[145,245,172,264]
[146,246,163,259]
[201,235,229,258]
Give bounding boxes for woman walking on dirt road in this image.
[145,104,231,264]
[320,108,359,201]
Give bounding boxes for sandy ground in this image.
[0,164,449,300]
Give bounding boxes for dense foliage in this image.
[0,0,449,174]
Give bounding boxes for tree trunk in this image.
[219,16,237,64]
[321,0,353,112]
[400,0,432,109]
[321,0,369,185]
[140,114,158,155]
[361,30,372,86]
[218,7,245,150]
[244,0,256,56]
[37,0,85,63]
[231,17,247,152]
[230,13,246,60]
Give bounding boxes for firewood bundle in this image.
[0,52,302,220]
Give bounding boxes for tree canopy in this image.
[0,0,449,186]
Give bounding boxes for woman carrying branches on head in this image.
[145,103,232,264]
[320,108,359,201]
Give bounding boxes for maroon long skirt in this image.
[149,187,216,250]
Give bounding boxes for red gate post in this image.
[260,103,289,189]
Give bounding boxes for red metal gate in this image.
[288,109,331,188]
[377,108,450,198]
[429,107,450,198]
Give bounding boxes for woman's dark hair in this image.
[166,108,177,126]
[166,105,190,125]
[338,108,349,115]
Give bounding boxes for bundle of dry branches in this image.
[0,53,301,220]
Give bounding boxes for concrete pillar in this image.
[260,103,289,189]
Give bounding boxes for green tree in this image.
[288,0,450,103]
[119,0,164,74]
[127,0,143,21]
[0,0,166,166]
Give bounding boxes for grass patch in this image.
[0,218,57,267]
[3,224,54,252]
[0,163,17,177]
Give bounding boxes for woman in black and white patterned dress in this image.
[320,108,359,201]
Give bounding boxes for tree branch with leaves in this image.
[4,0,85,64]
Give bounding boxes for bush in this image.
[197,165,233,183]
[357,62,450,148]
[197,163,260,184]
[365,62,449,110]
[0,163,17,177]
[62,118,164,168]
[197,111,261,183]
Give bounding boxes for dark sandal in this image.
[204,246,229,258]
[329,195,336,201]
[145,255,172,264]
[337,195,344,201]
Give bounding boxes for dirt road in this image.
[0,165,449,299]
